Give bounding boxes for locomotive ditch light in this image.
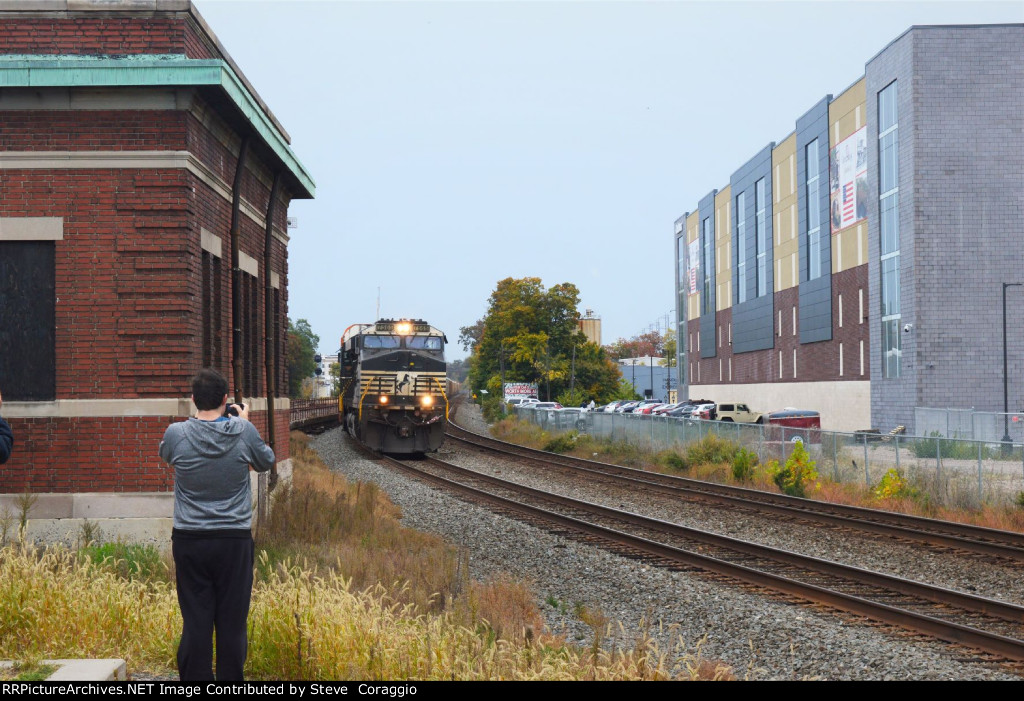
[379,395,389,404]
[421,396,434,407]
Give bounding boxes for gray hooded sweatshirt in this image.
[159,418,275,531]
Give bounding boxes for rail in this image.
[289,398,337,429]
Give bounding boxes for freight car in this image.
[338,319,448,453]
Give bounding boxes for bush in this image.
[480,395,507,424]
[543,431,578,453]
[731,448,758,482]
[685,434,739,466]
[768,441,818,498]
[657,451,689,473]
[911,431,987,460]
[873,468,919,500]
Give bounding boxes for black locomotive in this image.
[338,319,448,453]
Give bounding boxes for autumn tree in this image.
[605,330,665,361]
[466,277,623,403]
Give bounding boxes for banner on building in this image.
[687,239,700,295]
[830,126,867,232]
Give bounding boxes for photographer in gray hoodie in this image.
[159,368,275,681]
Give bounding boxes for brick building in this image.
[675,25,1023,433]
[0,1,314,536]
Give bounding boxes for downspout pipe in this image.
[264,171,283,486]
[230,136,251,405]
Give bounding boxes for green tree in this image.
[287,318,319,398]
[466,277,624,404]
[328,361,341,397]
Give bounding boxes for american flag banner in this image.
[842,182,855,227]
[830,126,868,233]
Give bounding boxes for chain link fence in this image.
[516,407,1024,507]
[915,407,1024,444]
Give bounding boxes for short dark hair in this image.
[192,368,229,411]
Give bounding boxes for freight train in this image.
[338,319,448,453]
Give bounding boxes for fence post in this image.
[895,434,900,472]
[758,423,764,464]
[832,431,839,480]
[977,440,983,502]
[863,434,869,485]
[936,436,942,487]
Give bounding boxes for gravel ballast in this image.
[311,407,1021,680]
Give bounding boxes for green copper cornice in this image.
[0,55,314,198]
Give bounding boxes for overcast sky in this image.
[194,0,1023,359]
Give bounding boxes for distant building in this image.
[315,354,340,398]
[578,309,602,345]
[675,24,1023,433]
[619,358,677,401]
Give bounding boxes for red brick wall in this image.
[690,265,871,386]
[1,111,187,151]
[3,408,292,493]
[0,15,221,60]
[0,14,296,492]
[0,18,185,55]
[4,417,174,493]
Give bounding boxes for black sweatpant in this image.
[172,532,255,681]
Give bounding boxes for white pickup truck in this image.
[715,402,764,424]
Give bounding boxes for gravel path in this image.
[311,407,1022,680]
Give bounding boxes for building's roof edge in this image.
[0,0,294,144]
[0,56,315,198]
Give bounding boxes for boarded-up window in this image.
[201,250,223,371]
[0,242,56,400]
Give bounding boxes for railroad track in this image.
[446,422,1024,563]
[367,444,1024,663]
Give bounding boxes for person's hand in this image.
[229,403,250,421]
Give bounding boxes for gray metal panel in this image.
[796,96,834,344]
[729,143,775,353]
[674,218,689,399]
[698,191,717,358]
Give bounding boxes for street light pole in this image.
[1002,282,1022,447]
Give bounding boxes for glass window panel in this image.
[364,335,401,349]
[407,336,442,350]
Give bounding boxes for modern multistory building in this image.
[675,24,1023,433]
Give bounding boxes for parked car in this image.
[615,401,642,413]
[636,403,670,415]
[691,403,717,420]
[532,402,563,410]
[716,402,764,424]
[556,407,589,430]
[652,402,686,416]
[666,404,696,418]
[507,397,539,407]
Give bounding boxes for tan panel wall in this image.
[688,380,871,432]
[714,186,732,311]
[686,211,700,321]
[772,132,799,292]
[829,78,868,273]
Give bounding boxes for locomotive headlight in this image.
[379,395,389,404]
[421,395,434,408]
[396,322,412,335]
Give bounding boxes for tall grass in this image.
[0,432,731,680]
